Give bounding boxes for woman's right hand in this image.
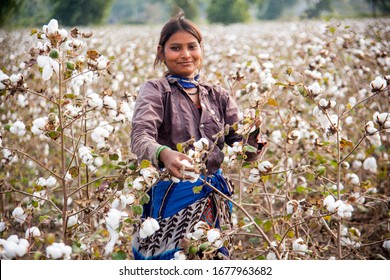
[159,148,196,180]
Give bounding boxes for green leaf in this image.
[124,218,135,224]
[274,82,289,87]
[109,153,119,161]
[274,234,282,241]
[176,143,183,153]
[329,26,336,34]
[128,161,137,170]
[287,231,295,238]
[39,215,51,222]
[47,131,60,140]
[193,186,203,194]
[296,185,307,194]
[69,166,79,178]
[263,220,273,232]
[72,242,83,253]
[140,194,150,205]
[132,205,143,215]
[316,165,326,176]
[244,145,257,153]
[31,200,39,208]
[139,160,151,169]
[112,250,127,260]
[306,173,315,181]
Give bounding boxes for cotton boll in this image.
[363,157,377,173]
[45,176,57,188]
[266,251,277,260]
[150,217,160,232]
[126,194,135,205]
[67,215,78,227]
[286,200,298,215]
[292,238,307,255]
[248,168,260,183]
[132,177,144,190]
[382,240,390,250]
[345,173,360,185]
[0,221,6,232]
[12,206,27,224]
[370,76,387,91]
[258,161,273,173]
[25,226,41,239]
[46,242,72,260]
[323,195,335,212]
[207,228,221,243]
[271,130,282,143]
[173,251,186,260]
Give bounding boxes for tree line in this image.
[1,0,389,28]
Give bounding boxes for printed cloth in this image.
[132,171,233,260]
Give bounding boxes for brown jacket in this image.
[131,76,261,174]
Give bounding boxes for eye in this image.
[170,46,180,51]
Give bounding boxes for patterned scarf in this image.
[168,74,200,88]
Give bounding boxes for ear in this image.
[157,45,164,61]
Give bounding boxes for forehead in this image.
[166,31,199,45]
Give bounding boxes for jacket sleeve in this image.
[130,81,164,166]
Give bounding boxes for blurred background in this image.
[1,0,389,28]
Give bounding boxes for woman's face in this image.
[159,31,202,78]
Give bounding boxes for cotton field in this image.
[0,18,389,260]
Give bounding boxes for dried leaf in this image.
[87,49,100,60]
[70,28,79,38]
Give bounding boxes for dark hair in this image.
[154,14,203,69]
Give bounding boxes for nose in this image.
[181,48,190,59]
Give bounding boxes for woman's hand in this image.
[159,148,197,180]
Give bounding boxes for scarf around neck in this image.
[168,74,200,89]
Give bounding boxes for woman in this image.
[131,14,265,260]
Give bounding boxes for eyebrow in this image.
[168,41,199,46]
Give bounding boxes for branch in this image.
[11,147,61,180]
[200,178,282,260]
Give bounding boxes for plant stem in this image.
[200,178,281,260]
[58,60,68,243]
